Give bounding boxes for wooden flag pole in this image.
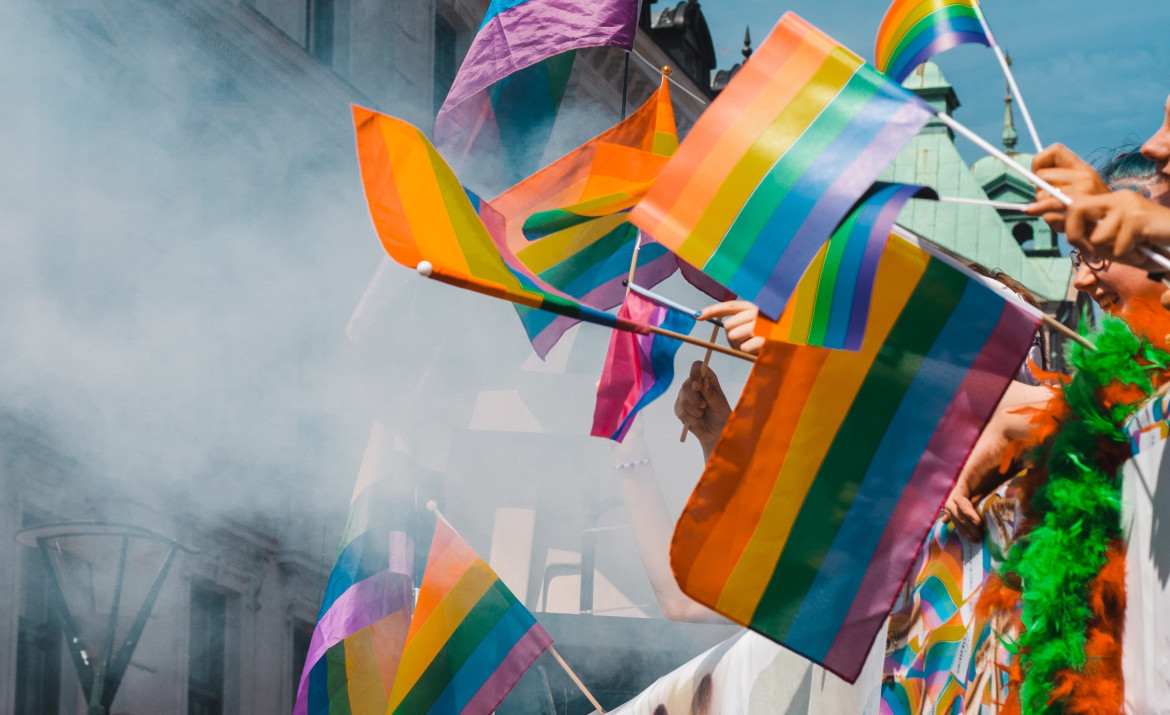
[680,322,722,443]
[934,195,1029,212]
[972,1,1043,153]
[416,262,756,363]
[548,645,606,714]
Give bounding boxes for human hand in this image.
[697,301,762,355]
[1026,144,1110,233]
[941,478,984,542]
[674,361,731,453]
[1063,190,1170,268]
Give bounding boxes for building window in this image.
[15,543,61,715]
[434,14,457,114]
[306,0,335,67]
[291,623,313,702]
[188,585,226,715]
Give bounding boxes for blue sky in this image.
[699,0,1170,167]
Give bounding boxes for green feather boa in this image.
[1003,314,1170,713]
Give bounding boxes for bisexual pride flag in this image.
[630,13,934,321]
[592,291,696,442]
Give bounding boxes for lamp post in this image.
[16,522,196,715]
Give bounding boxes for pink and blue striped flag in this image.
[295,424,416,715]
[592,291,696,442]
[630,13,935,322]
[435,0,638,180]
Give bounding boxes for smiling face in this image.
[1072,259,1167,313]
[1141,93,1170,182]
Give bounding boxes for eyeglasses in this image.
[1070,249,1107,271]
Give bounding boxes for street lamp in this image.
[16,522,196,715]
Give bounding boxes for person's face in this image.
[1141,93,1170,181]
[1072,252,1167,313]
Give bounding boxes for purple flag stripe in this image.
[435,0,636,142]
[460,625,555,715]
[304,570,414,670]
[822,306,1036,677]
[753,98,931,318]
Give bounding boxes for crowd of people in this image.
[613,91,1170,712]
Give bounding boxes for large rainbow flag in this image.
[353,106,638,337]
[875,0,991,83]
[481,77,680,357]
[434,0,638,179]
[763,182,936,351]
[669,233,1040,683]
[629,13,934,322]
[388,515,553,714]
[295,423,416,715]
[592,291,695,442]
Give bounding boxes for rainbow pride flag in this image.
[764,182,936,351]
[295,423,416,715]
[434,0,637,180]
[629,13,934,322]
[592,292,696,442]
[353,106,637,337]
[388,515,553,714]
[481,78,680,357]
[875,0,991,83]
[669,233,1040,683]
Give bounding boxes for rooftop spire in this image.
[1002,53,1018,152]
[743,26,752,60]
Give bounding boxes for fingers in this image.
[697,300,758,322]
[944,495,983,541]
[1031,143,1088,173]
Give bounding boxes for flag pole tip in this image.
[661,65,672,77]
[425,500,438,513]
[417,261,434,277]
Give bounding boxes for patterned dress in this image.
[881,483,1021,714]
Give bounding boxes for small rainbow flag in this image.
[434,0,638,180]
[388,515,553,714]
[765,182,936,351]
[353,106,637,337]
[629,13,934,322]
[482,78,680,357]
[295,423,416,715]
[875,0,991,83]
[592,292,696,442]
[669,233,1040,683]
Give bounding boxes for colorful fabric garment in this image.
[295,424,416,715]
[387,516,552,715]
[669,233,1041,683]
[629,12,934,321]
[875,0,992,83]
[481,77,679,357]
[352,107,636,337]
[764,182,935,351]
[1122,392,1170,713]
[592,291,696,442]
[882,483,1021,715]
[433,0,638,179]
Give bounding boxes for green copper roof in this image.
[878,63,1071,301]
